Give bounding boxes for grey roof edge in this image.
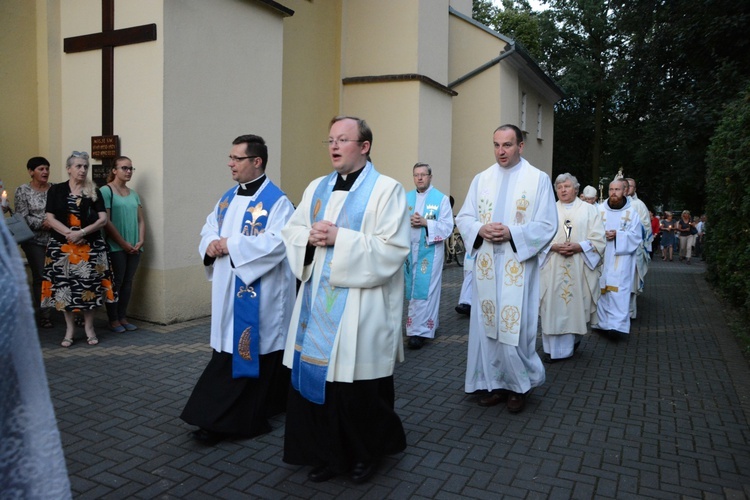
[254,0,295,17]
[448,6,564,102]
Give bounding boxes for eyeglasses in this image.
[119,166,136,172]
[413,173,431,178]
[71,151,89,159]
[228,155,259,163]
[322,139,363,147]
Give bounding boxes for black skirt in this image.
[180,349,289,438]
[283,376,407,473]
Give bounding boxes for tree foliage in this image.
[705,85,750,317]
[472,0,750,212]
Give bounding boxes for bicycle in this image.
[444,223,465,267]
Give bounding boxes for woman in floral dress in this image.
[42,151,116,347]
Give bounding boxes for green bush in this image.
[705,82,750,319]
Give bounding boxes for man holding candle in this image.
[539,173,605,363]
[180,134,296,444]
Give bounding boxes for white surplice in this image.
[629,195,651,319]
[405,187,454,338]
[199,179,296,355]
[458,252,475,306]
[456,159,557,394]
[281,170,410,382]
[539,198,605,359]
[596,198,643,334]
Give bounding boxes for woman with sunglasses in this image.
[101,156,145,332]
[42,151,116,347]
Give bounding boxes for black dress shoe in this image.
[191,428,224,445]
[506,392,527,413]
[350,461,376,484]
[478,390,508,407]
[407,336,425,350]
[455,303,471,316]
[308,465,337,483]
[542,353,572,364]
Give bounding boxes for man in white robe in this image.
[625,178,651,319]
[539,173,605,362]
[456,124,557,413]
[181,135,295,443]
[405,162,453,349]
[594,179,643,338]
[281,116,410,484]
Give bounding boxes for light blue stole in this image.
[292,163,379,404]
[216,180,284,378]
[404,187,445,300]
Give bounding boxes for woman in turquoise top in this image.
[102,156,145,332]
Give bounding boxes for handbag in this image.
[4,208,35,243]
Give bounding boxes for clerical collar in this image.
[238,174,266,196]
[333,166,364,191]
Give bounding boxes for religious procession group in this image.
[173,117,661,485]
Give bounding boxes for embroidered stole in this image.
[292,164,379,404]
[216,181,284,378]
[474,163,540,346]
[404,187,445,300]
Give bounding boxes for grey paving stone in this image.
[35,260,750,498]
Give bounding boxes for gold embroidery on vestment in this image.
[420,258,429,274]
[504,258,524,286]
[481,299,496,327]
[476,252,494,280]
[238,327,252,360]
[500,305,521,333]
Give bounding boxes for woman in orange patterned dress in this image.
[42,151,116,347]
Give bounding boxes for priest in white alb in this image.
[625,177,651,319]
[404,162,454,350]
[539,173,605,363]
[594,178,643,338]
[456,124,557,414]
[281,116,410,484]
[181,135,295,444]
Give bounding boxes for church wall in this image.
[341,81,421,190]
[417,0,450,82]
[280,0,343,205]
[342,0,420,78]
[155,0,286,323]
[417,85,453,198]
[0,1,42,196]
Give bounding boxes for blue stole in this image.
[215,180,284,379]
[292,163,379,404]
[404,187,445,300]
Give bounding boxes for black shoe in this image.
[573,339,581,352]
[542,353,572,364]
[407,336,425,350]
[308,465,337,483]
[350,461,376,484]
[455,303,471,316]
[190,428,224,445]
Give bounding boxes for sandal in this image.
[86,336,99,346]
[61,337,74,348]
[40,317,54,329]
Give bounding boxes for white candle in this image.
[1,190,7,208]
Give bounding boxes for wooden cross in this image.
[63,0,157,136]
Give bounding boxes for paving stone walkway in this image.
[40,257,750,498]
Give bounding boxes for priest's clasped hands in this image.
[550,241,583,256]
[410,212,427,228]
[206,237,229,258]
[479,222,512,244]
[309,220,339,247]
